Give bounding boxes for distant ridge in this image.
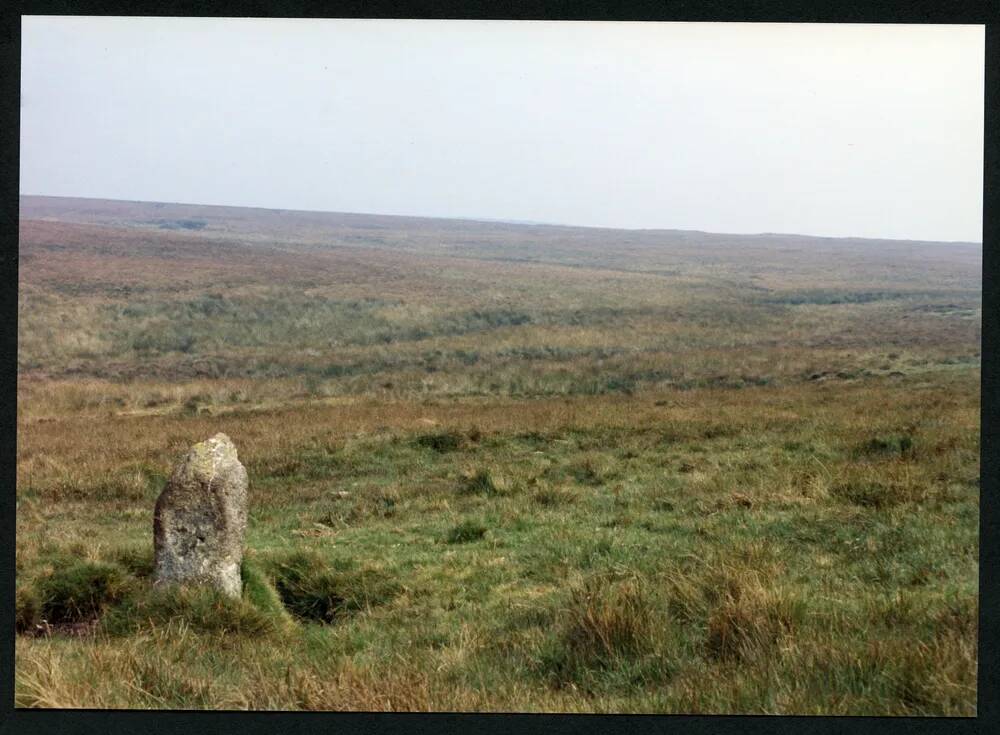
[18,194,982,247]
[468,216,567,227]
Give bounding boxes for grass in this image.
[459,468,511,497]
[15,585,42,635]
[14,197,981,714]
[540,575,674,692]
[267,551,400,624]
[34,560,134,625]
[15,376,979,713]
[446,520,488,544]
[100,584,283,638]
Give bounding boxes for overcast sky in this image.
[21,18,984,242]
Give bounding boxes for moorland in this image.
[14,195,982,714]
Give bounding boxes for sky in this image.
[20,18,985,242]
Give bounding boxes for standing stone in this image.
[153,433,248,598]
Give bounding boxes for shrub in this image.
[35,560,133,624]
[446,520,488,544]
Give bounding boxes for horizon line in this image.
[18,192,984,246]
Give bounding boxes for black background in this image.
[1,2,996,734]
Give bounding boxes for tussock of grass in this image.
[24,470,151,503]
[415,430,466,453]
[933,597,978,638]
[269,551,400,624]
[542,575,673,690]
[704,571,805,662]
[241,558,296,629]
[532,485,579,507]
[35,560,133,624]
[854,434,916,459]
[270,553,346,624]
[109,546,155,578]
[446,520,488,544]
[830,479,926,509]
[459,468,511,497]
[888,634,977,713]
[566,454,613,486]
[16,585,41,634]
[318,487,401,526]
[101,584,282,637]
[22,552,296,638]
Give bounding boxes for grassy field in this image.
[14,196,981,714]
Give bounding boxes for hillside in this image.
[17,195,981,387]
[14,195,981,714]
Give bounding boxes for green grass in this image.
[446,520,488,544]
[14,381,980,713]
[34,560,134,624]
[267,551,401,624]
[101,584,283,638]
[14,200,980,713]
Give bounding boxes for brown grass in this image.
[14,196,980,714]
